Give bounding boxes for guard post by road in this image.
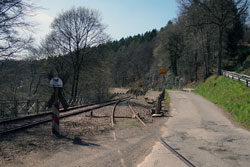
[49,77,63,136]
[153,69,166,116]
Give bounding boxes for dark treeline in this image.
[0,45,112,102]
[150,0,250,88]
[0,28,158,102]
[0,0,250,101]
[109,30,157,87]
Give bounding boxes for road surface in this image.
[139,91,250,167]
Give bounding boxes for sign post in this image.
[49,77,63,136]
[52,88,60,135]
[156,69,167,115]
[159,68,166,92]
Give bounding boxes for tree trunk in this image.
[217,29,223,75]
[74,70,80,97]
[206,32,211,77]
[71,70,76,97]
[201,34,209,79]
[74,64,81,97]
[195,50,198,81]
[29,76,34,98]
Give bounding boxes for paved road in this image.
[157,91,250,167]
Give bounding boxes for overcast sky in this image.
[30,0,178,43]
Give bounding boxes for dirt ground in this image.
[0,95,168,167]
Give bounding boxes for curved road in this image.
[139,91,250,167]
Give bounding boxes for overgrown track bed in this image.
[0,96,154,164]
[0,97,132,135]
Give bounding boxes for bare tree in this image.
[0,0,34,58]
[40,33,71,76]
[44,7,109,97]
[178,0,249,75]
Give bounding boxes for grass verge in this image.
[194,75,250,129]
[165,89,171,105]
[117,120,141,128]
[166,89,180,91]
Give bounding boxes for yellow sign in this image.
[160,69,167,74]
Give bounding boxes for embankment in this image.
[195,75,250,129]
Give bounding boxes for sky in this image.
[30,0,179,43]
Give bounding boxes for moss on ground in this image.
[116,120,141,128]
[195,75,250,129]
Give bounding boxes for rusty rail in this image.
[160,138,196,167]
[111,101,121,127]
[0,97,131,135]
[127,101,147,127]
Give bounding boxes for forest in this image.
[0,0,249,103]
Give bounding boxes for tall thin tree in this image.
[44,7,108,97]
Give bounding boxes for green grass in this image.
[19,145,33,152]
[195,75,250,129]
[165,89,171,105]
[117,120,141,128]
[166,89,180,91]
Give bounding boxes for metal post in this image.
[0,103,5,117]
[79,97,82,105]
[52,88,60,136]
[26,100,30,114]
[36,99,39,114]
[0,103,2,117]
[13,100,18,117]
[90,110,93,118]
[77,97,80,105]
[162,89,165,100]
[247,80,249,87]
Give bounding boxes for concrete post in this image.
[156,96,161,114]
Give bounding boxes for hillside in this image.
[1,0,250,102]
[0,30,157,102]
[195,75,250,129]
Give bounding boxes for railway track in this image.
[0,97,132,136]
[160,138,196,167]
